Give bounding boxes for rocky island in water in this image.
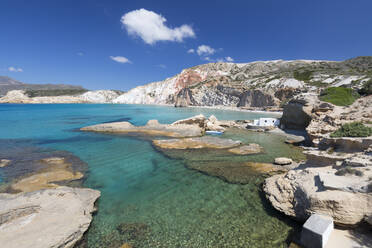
[0,56,371,248]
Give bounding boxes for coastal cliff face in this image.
[113,56,372,108]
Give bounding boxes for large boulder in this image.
[171,114,206,128]
[280,93,318,130]
[238,89,279,107]
[263,167,372,226]
[0,187,100,248]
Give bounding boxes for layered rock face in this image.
[237,89,279,107]
[112,57,372,108]
[265,92,372,228]
[1,57,371,106]
[0,187,100,248]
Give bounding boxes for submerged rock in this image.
[0,186,100,248]
[116,223,150,240]
[228,143,263,155]
[153,136,242,150]
[187,161,285,184]
[10,157,84,193]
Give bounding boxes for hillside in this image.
[113,56,372,108]
[0,76,87,97]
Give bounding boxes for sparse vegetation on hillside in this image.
[330,122,372,138]
[358,79,372,95]
[293,70,313,81]
[25,89,88,97]
[319,87,359,106]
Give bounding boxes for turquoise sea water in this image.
[0,104,301,248]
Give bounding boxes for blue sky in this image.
[1,0,372,90]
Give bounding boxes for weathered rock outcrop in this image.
[280,93,319,130]
[263,167,372,226]
[174,88,196,107]
[307,95,372,145]
[0,187,100,248]
[237,89,279,107]
[81,117,205,138]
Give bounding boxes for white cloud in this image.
[121,8,195,45]
[197,45,215,56]
[157,64,167,69]
[187,48,195,54]
[77,52,84,56]
[110,56,131,64]
[216,56,234,62]
[225,56,234,62]
[8,66,23,72]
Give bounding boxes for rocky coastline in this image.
[1,56,371,247]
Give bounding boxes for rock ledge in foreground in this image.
[0,186,100,248]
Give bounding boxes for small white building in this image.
[252,118,280,127]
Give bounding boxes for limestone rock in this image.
[174,88,196,107]
[0,187,100,248]
[80,90,120,103]
[205,115,225,132]
[280,93,318,130]
[171,114,206,127]
[81,118,204,138]
[274,157,293,165]
[342,154,372,167]
[263,167,372,226]
[153,136,242,150]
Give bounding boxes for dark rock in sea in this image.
[116,223,150,240]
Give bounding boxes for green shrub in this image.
[335,166,364,176]
[319,87,359,106]
[330,122,372,138]
[293,70,313,81]
[358,79,372,95]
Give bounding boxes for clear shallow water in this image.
[0,104,301,247]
